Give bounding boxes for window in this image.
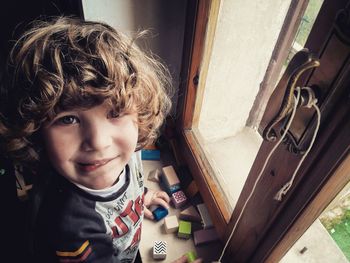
[178,0,319,222]
[192,0,324,213]
[177,0,350,261]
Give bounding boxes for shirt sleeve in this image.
[35,182,122,263]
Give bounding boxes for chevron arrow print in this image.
[153,240,167,259]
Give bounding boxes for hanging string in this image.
[274,90,321,201]
[215,87,302,263]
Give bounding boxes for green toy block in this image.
[178,220,191,239]
[186,251,197,262]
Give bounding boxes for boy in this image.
[0,17,175,262]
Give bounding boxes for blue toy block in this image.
[152,206,169,221]
[141,149,160,160]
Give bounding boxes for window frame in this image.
[175,0,350,261]
[175,0,230,240]
[176,0,309,238]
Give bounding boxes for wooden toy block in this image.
[171,190,187,209]
[162,165,180,193]
[144,143,157,150]
[184,180,199,198]
[186,251,198,262]
[191,221,204,232]
[193,228,220,246]
[141,149,160,160]
[153,240,167,259]
[178,220,191,239]
[179,205,201,222]
[147,169,161,183]
[169,184,181,194]
[197,203,213,229]
[152,206,169,221]
[164,215,179,233]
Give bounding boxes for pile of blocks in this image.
[147,164,220,260]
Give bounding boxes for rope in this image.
[274,95,321,201]
[216,88,302,262]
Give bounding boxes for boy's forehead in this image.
[57,85,113,107]
[57,100,111,112]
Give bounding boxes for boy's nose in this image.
[81,122,112,152]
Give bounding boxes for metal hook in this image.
[263,49,320,142]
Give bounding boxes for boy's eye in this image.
[55,115,79,125]
[107,109,122,119]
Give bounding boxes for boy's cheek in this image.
[41,129,73,161]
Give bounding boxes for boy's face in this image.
[42,100,138,189]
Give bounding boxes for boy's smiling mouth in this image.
[77,157,116,172]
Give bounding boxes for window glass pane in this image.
[283,0,323,73]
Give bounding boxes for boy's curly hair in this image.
[0,17,172,167]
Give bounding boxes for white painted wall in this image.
[82,0,187,115]
[198,0,292,142]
